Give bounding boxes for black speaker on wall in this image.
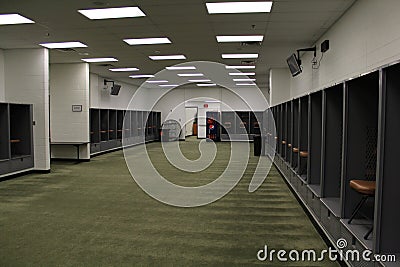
[110,84,121,95]
[321,40,330,53]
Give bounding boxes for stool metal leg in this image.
[348,196,368,224]
[364,227,373,240]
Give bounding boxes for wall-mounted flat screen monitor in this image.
[110,84,121,95]
[287,53,302,77]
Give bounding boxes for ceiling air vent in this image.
[241,60,257,65]
[97,63,115,67]
[55,48,76,53]
[241,41,262,46]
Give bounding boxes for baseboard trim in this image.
[90,140,159,158]
[0,168,51,182]
[51,158,90,162]
[33,169,52,174]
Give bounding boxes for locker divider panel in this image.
[375,64,400,255]
[0,104,9,160]
[299,96,309,179]
[292,100,299,169]
[283,101,293,163]
[308,92,323,196]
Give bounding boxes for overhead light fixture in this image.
[233,78,256,82]
[222,54,258,59]
[188,79,211,83]
[229,72,256,76]
[39,41,87,49]
[206,1,273,14]
[159,84,178,87]
[236,83,256,86]
[109,67,139,72]
[129,74,154,78]
[226,65,256,69]
[178,73,204,77]
[81,57,118,63]
[205,100,221,103]
[0,14,35,25]
[149,55,186,60]
[166,66,196,70]
[123,37,171,45]
[78,6,146,20]
[216,35,264,43]
[146,80,169,84]
[197,83,217,87]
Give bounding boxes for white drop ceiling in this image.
[0,0,356,91]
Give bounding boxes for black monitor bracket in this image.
[296,46,316,65]
[104,79,115,86]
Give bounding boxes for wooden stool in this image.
[292,147,299,153]
[348,180,376,240]
[300,151,308,158]
[288,144,292,148]
[282,140,286,145]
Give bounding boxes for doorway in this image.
[185,107,198,137]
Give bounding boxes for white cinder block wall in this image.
[50,63,90,159]
[269,68,291,106]
[89,73,269,139]
[154,85,269,139]
[270,0,400,105]
[3,48,50,171]
[90,73,139,109]
[0,50,5,102]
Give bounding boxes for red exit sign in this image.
[204,104,208,108]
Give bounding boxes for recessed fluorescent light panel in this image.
[39,41,87,49]
[109,67,139,72]
[197,83,217,87]
[206,1,273,14]
[0,14,35,25]
[149,55,186,60]
[229,72,256,76]
[233,78,256,82]
[178,73,204,77]
[236,83,256,86]
[166,66,196,70]
[81,57,118,63]
[216,35,264,43]
[146,80,169,84]
[123,37,171,45]
[129,74,154,78]
[222,54,258,59]
[226,65,256,69]
[78,6,146,20]
[188,79,211,83]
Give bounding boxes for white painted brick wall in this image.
[4,48,50,170]
[289,0,400,99]
[50,63,90,159]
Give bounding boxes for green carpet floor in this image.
[0,138,339,266]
